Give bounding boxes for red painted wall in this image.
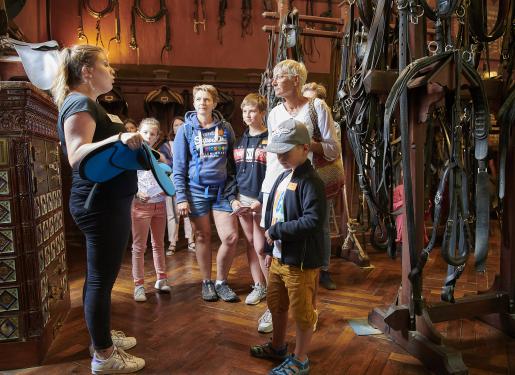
[13,0,339,74]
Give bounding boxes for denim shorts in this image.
[187,193,232,217]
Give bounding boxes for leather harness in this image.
[78,0,120,50]
[193,0,207,33]
[130,0,172,61]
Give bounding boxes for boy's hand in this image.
[265,255,272,268]
[264,230,273,245]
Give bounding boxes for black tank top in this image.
[57,92,137,202]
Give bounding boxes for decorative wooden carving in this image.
[0,81,70,370]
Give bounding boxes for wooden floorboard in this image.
[5,224,514,374]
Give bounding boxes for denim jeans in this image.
[70,194,133,350]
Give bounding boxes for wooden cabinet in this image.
[0,82,69,370]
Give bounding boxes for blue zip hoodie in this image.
[172,110,237,204]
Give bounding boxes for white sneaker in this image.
[91,346,145,374]
[134,285,147,302]
[89,330,137,357]
[245,284,267,305]
[155,278,171,293]
[257,308,273,333]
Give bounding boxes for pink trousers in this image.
[131,200,167,282]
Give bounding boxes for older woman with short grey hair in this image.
[256,59,340,334]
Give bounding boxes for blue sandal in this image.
[269,355,310,375]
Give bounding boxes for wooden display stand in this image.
[366,21,514,375]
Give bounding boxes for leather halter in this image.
[277,7,304,63]
[193,0,207,33]
[259,33,278,115]
[130,0,172,61]
[468,0,510,43]
[217,0,228,44]
[78,0,120,50]
[241,0,253,38]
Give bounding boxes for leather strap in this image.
[241,0,253,37]
[218,0,228,44]
[77,0,88,43]
[468,0,510,43]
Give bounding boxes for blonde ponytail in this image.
[51,44,104,109]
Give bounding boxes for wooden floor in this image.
[7,223,515,375]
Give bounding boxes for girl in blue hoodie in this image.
[173,85,240,303]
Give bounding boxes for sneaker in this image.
[215,281,240,302]
[89,330,137,357]
[319,270,336,290]
[133,285,147,302]
[245,284,267,305]
[270,354,310,375]
[201,280,218,302]
[155,278,171,293]
[250,341,287,360]
[313,309,318,332]
[258,308,273,333]
[91,346,145,374]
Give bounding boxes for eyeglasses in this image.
[271,74,295,82]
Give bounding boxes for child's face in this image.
[125,122,137,133]
[172,118,184,135]
[139,124,159,146]
[277,144,309,170]
[242,104,264,129]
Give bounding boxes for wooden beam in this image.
[262,25,343,39]
[427,293,510,323]
[262,11,344,25]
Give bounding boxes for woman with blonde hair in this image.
[173,84,240,302]
[53,44,145,373]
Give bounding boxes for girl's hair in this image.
[138,117,161,133]
[51,44,104,109]
[168,116,185,139]
[301,82,327,100]
[123,118,137,126]
[273,59,308,87]
[241,93,267,112]
[172,115,185,124]
[192,84,219,105]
